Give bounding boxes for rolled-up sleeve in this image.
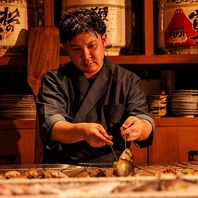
[134,114,155,148]
[126,73,155,148]
[36,69,70,147]
[40,114,66,145]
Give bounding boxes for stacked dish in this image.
[170,90,198,117]
[0,94,36,120]
[146,94,168,117]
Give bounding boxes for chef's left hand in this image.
[120,116,152,141]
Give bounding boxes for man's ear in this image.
[101,33,107,47]
[62,43,68,52]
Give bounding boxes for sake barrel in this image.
[64,0,126,56]
[158,0,198,54]
[0,0,36,56]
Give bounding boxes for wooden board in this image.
[27,26,60,163]
[27,26,60,96]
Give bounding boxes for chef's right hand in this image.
[81,123,113,147]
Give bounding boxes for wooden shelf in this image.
[0,119,36,129]
[1,0,198,72]
[149,117,198,163]
[0,119,36,164]
[60,55,198,71]
[154,117,198,127]
[1,54,198,72]
[2,54,198,66]
[1,117,198,164]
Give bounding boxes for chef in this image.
[36,7,155,164]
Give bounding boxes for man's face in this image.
[63,32,107,79]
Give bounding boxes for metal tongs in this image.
[109,130,127,161]
[110,145,118,161]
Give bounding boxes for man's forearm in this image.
[50,121,84,143]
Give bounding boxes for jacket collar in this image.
[73,57,113,123]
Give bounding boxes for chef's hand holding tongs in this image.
[81,123,113,147]
[120,116,152,142]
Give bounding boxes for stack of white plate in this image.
[0,94,36,120]
[170,90,198,117]
[146,94,168,117]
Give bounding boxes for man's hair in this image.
[57,7,107,43]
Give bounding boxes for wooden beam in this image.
[144,0,154,56]
[44,0,54,26]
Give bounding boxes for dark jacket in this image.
[36,57,155,164]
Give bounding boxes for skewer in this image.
[67,167,87,177]
[175,161,195,170]
[188,161,198,166]
[177,161,188,166]
[134,165,155,175]
[61,164,78,171]
[125,135,127,149]
[110,145,118,161]
[123,127,127,149]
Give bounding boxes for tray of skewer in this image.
[1,149,198,197]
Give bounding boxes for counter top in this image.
[0,162,198,197]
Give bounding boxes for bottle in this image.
[158,0,198,54]
[0,0,37,56]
